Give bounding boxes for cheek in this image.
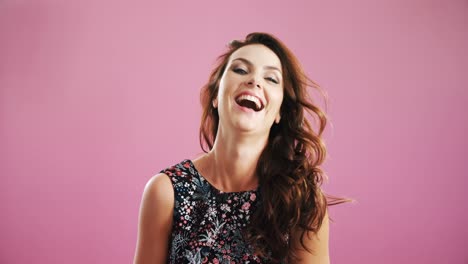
[270,90,284,111]
[218,74,234,96]
[217,77,229,99]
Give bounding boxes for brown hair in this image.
[199,32,352,262]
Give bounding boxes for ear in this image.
[212,98,218,109]
[275,113,281,124]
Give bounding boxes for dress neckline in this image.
[185,159,259,195]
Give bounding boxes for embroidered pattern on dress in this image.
[161,159,270,264]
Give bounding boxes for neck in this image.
[198,127,268,192]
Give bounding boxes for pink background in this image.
[1,0,467,263]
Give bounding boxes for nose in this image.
[246,77,261,89]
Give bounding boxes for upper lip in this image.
[234,91,265,110]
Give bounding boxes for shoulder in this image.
[133,173,174,263]
[292,208,330,264]
[144,173,174,199]
[138,173,175,224]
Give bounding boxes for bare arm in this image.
[133,173,174,264]
[293,209,331,264]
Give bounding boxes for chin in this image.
[235,123,258,133]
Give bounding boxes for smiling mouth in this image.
[235,94,264,112]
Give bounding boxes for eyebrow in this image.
[231,57,282,74]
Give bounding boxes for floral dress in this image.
[160,159,272,264]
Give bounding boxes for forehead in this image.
[229,44,282,69]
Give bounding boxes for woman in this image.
[134,32,350,263]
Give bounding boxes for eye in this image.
[233,68,248,75]
[266,77,279,84]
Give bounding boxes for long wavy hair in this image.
[199,32,352,262]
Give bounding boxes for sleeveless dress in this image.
[160,159,273,264]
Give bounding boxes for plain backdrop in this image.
[1,0,467,263]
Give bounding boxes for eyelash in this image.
[266,77,279,84]
[233,68,247,75]
[232,68,279,84]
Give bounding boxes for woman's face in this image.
[215,44,284,136]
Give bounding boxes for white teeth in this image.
[236,94,262,110]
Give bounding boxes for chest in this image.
[168,178,265,263]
